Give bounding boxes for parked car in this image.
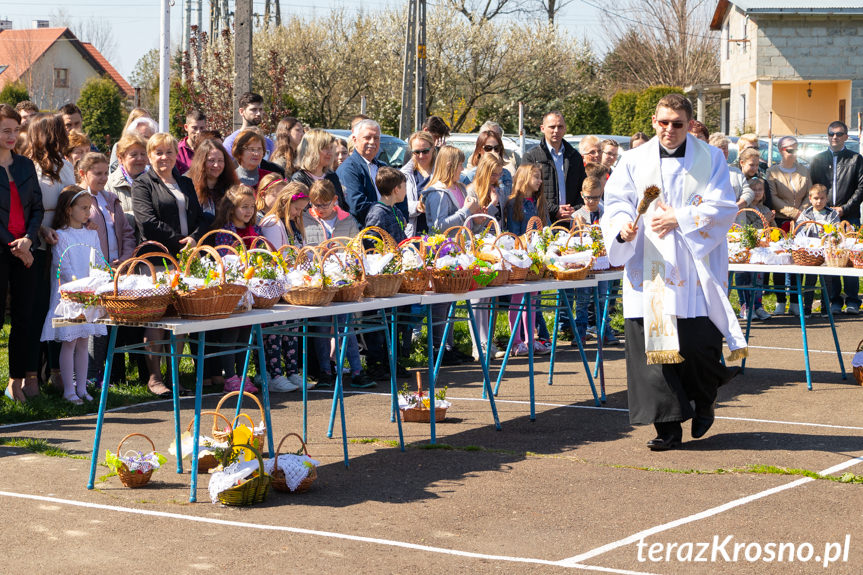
[323,129,410,168]
[726,137,781,167]
[565,134,632,152]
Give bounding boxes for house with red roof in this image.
[0,26,133,110]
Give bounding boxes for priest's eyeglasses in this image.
[656,119,685,129]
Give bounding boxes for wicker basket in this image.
[850,250,863,269]
[243,248,285,308]
[551,260,594,280]
[402,405,448,423]
[854,339,863,386]
[173,245,248,319]
[351,226,405,298]
[57,242,110,309]
[100,257,173,323]
[791,221,826,266]
[736,207,769,230]
[216,443,271,506]
[282,246,337,306]
[186,411,232,474]
[326,246,367,302]
[270,433,318,493]
[431,239,474,293]
[493,232,528,283]
[115,433,157,488]
[398,239,430,293]
[729,248,751,264]
[213,391,266,449]
[473,244,509,287]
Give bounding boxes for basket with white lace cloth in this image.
[265,433,320,493]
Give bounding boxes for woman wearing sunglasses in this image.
[400,131,435,236]
[461,131,513,200]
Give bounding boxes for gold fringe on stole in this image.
[725,347,749,362]
[646,350,686,365]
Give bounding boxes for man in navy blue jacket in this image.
[337,119,407,227]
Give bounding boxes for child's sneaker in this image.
[739,305,748,319]
[754,307,772,320]
[269,375,299,392]
[512,342,529,357]
[223,375,259,394]
[533,340,551,355]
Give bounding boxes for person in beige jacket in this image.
[766,136,811,315]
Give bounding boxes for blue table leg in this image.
[169,332,183,474]
[820,275,847,380]
[740,274,755,373]
[380,308,405,451]
[796,274,813,391]
[465,302,501,430]
[426,303,436,443]
[302,320,308,442]
[337,321,350,466]
[592,284,606,403]
[253,324,274,455]
[493,296,523,396]
[189,331,206,503]
[560,290,600,405]
[235,329,256,421]
[429,303,456,443]
[526,294,536,421]
[87,325,117,490]
[548,291,562,386]
[327,316,341,438]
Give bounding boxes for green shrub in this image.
[563,92,611,136]
[78,77,125,153]
[0,82,30,107]
[632,86,685,134]
[609,90,638,136]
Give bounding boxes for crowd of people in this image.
[2,92,860,428]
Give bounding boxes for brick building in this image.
[710,0,863,136]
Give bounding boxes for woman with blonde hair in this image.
[291,128,347,210]
[65,129,92,177]
[401,130,435,235]
[108,108,153,170]
[422,145,480,232]
[466,152,505,230]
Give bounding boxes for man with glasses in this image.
[810,121,863,314]
[601,93,745,451]
[523,111,586,223]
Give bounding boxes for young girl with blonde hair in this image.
[260,181,309,248]
[422,145,480,232]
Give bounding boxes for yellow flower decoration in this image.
[770,229,781,242]
[824,224,835,234]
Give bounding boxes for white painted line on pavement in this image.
[0,490,658,575]
[746,344,855,355]
[556,455,863,567]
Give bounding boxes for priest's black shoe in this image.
[691,403,715,439]
[648,422,682,451]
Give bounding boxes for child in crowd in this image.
[365,166,408,244]
[40,187,108,405]
[303,180,376,388]
[731,147,760,209]
[79,152,137,384]
[736,177,776,321]
[572,177,617,345]
[503,163,551,356]
[256,172,287,224]
[260,181,309,248]
[210,185,261,392]
[792,184,840,317]
[257,183,310,392]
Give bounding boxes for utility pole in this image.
[414,0,427,131]
[184,0,191,54]
[275,0,281,26]
[158,0,170,131]
[234,0,253,130]
[398,0,416,140]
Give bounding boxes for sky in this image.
[0,0,607,79]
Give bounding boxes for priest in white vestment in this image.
[601,93,747,451]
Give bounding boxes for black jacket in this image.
[132,169,207,256]
[0,153,43,248]
[522,139,585,223]
[291,170,349,213]
[809,147,863,218]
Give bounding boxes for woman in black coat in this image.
[0,105,43,402]
[131,133,206,397]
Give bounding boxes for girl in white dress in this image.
[41,186,107,405]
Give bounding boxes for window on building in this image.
[839,99,847,124]
[54,67,68,88]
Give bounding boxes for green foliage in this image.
[609,90,638,136]
[631,85,685,135]
[0,82,30,107]
[78,76,125,153]
[562,92,611,135]
[169,79,194,139]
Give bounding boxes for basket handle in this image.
[442,225,475,250]
[463,213,501,237]
[111,257,157,296]
[215,390,266,422]
[736,207,769,229]
[117,433,155,455]
[322,246,366,282]
[792,220,826,236]
[857,338,863,352]
[398,236,427,262]
[56,242,112,289]
[188,411,233,435]
[197,228,248,255]
[183,244,227,285]
[132,240,171,259]
[550,218,576,230]
[525,215,544,234]
[272,432,310,475]
[244,236,276,251]
[351,226,397,253]
[432,239,467,267]
[232,412,257,431]
[493,231,524,251]
[233,443,265,477]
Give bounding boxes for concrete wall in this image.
[720,6,863,135]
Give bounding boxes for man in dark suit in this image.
[522,110,586,223]
[337,119,407,227]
